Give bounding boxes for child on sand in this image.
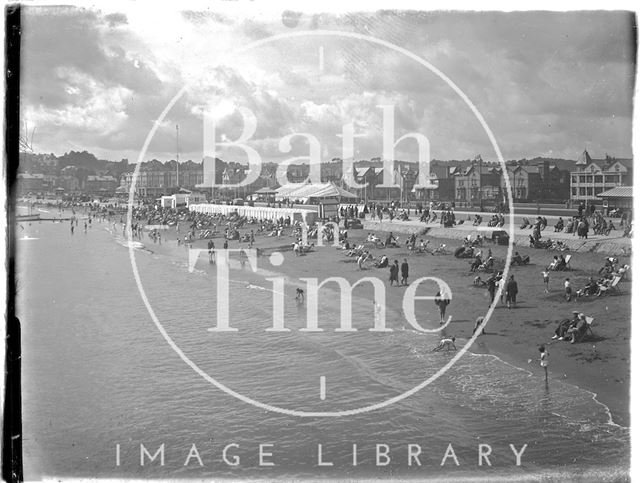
[539,345,549,381]
[564,278,572,302]
[542,270,550,293]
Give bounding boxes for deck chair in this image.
[598,276,622,296]
[584,316,595,338]
[618,264,630,280]
[610,276,622,294]
[564,254,572,270]
[573,316,595,343]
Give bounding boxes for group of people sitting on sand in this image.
[419,210,438,223]
[572,257,629,299]
[552,310,591,343]
[547,255,568,271]
[487,213,505,227]
[470,249,494,272]
[364,232,399,248]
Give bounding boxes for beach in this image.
[155,213,631,426]
[17,210,630,479]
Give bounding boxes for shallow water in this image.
[17,219,629,479]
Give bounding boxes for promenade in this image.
[361,210,631,254]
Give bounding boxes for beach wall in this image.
[189,203,318,224]
[362,220,631,254]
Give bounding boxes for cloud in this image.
[19,8,635,163]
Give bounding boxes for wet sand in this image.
[142,220,630,427]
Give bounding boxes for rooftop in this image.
[596,186,634,198]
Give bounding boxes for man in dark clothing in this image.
[207,239,215,263]
[487,276,497,307]
[505,275,518,309]
[400,258,409,286]
[389,260,399,286]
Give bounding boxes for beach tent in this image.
[276,182,358,203]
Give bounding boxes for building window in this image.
[586,187,593,196]
[579,176,586,183]
[579,187,586,196]
[571,175,577,184]
[594,175,603,183]
[585,175,593,183]
[571,187,577,196]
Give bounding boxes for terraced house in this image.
[453,157,502,208]
[502,160,570,203]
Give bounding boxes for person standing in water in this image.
[434,290,450,325]
[539,345,549,382]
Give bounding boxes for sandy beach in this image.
[139,218,631,427]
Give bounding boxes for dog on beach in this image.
[432,337,456,352]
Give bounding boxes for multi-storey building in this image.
[453,157,502,207]
[57,175,81,193]
[570,150,632,205]
[16,173,45,195]
[121,160,205,198]
[85,175,119,196]
[501,160,569,203]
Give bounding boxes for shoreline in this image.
[100,213,630,428]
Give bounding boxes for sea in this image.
[16,211,630,480]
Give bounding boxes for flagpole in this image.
[176,124,180,192]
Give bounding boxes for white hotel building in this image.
[570,150,632,205]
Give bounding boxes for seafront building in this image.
[16,149,632,209]
[569,149,633,205]
[596,186,634,215]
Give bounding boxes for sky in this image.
[20,5,637,164]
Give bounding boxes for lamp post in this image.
[478,155,483,212]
